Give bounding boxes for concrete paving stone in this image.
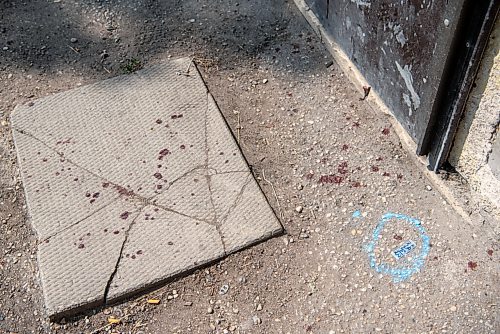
[12,130,120,240]
[11,57,282,319]
[214,173,283,253]
[211,172,253,222]
[153,169,216,222]
[12,59,208,199]
[106,205,225,302]
[38,199,142,317]
[206,93,249,173]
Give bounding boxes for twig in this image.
[68,45,80,54]
[360,85,371,101]
[262,169,284,219]
[103,66,111,74]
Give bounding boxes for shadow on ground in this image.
[0,0,327,80]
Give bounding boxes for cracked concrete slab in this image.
[11,57,282,319]
[106,205,225,303]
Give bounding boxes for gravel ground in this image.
[0,0,498,333]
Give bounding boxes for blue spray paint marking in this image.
[352,210,362,219]
[365,212,430,283]
[392,240,416,260]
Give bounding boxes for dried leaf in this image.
[108,316,121,325]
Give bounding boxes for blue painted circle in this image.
[365,212,430,282]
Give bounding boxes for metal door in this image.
[303,0,498,170]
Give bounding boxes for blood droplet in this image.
[467,261,478,270]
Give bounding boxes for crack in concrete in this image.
[214,170,249,175]
[218,173,253,226]
[14,128,216,227]
[206,174,225,252]
[202,91,227,251]
[103,198,224,305]
[16,88,256,290]
[13,60,280,319]
[103,209,143,304]
[202,91,228,252]
[146,164,207,201]
[147,201,215,225]
[39,196,121,244]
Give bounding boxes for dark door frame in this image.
[419,0,499,172]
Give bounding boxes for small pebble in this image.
[70,38,78,43]
[299,232,309,239]
[295,206,303,213]
[219,284,229,295]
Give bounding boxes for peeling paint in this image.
[392,25,407,47]
[396,31,407,47]
[403,93,413,116]
[396,61,421,110]
[346,16,352,30]
[357,26,365,43]
[303,0,462,142]
[396,30,407,47]
[350,0,371,9]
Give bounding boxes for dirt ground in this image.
[0,0,498,333]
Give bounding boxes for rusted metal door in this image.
[304,0,498,170]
